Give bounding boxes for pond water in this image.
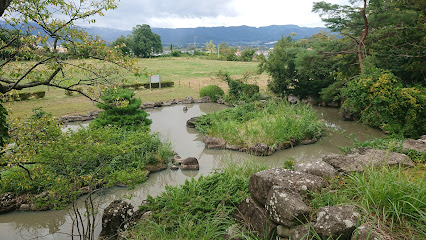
[0,103,384,240]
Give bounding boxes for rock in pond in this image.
[249,143,273,156]
[203,136,226,149]
[180,157,199,170]
[99,200,135,240]
[186,117,199,128]
[0,192,19,214]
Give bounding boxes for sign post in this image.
[149,75,161,90]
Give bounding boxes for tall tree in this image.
[113,24,163,58]
[0,0,137,98]
[313,0,368,73]
[205,40,216,54]
[0,0,138,147]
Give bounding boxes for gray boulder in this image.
[99,200,135,240]
[288,94,300,104]
[288,224,313,240]
[403,137,426,152]
[186,117,199,128]
[313,205,360,240]
[0,192,18,214]
[265,186,311,227]
[180,157,199,170]
[142,102,155,108]
[341,107,354,121]
[323,148,413,173]
[182,96,194,104]
[173,155,184,164]
[249,168,327,205]
[351,223,391,240]
[234,197,277,240]
[294,160,337,178]
[203,136,226,149]
[249,143,273,156]
[153,101,163,107]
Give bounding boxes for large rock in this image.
[294,160,337,178]
[186,117,199,128]
[99,200,135,240]
[322,147,413,173]
[248,143,273,156]
[234,197,277,240]
[0,192,18,214]
[182,96,194,104]
[265,186,311,227]
[180,157,199,170]
[153,101,163,107]
[203,136,226,149]
[288,224,313,240]
[403,136,426,152]
[351,223,391,240]
[249,168,327,205]
[142,102,155,108]
[313,205,360,240]
[288,94,300,104]
[341,107,354,121]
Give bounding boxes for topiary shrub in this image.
[91,88,152,131]
[199,85,224,102]
[33,91,46,99]
[64,89,73,96]
[18,92,32,100]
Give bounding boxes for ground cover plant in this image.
[195,100,324,149]
[0,108,173,209]
[310,165,426,239]
[130,160,266,240]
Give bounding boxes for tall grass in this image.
[130,160,266,240]
[310,166,426,239]
[195,100,324,147]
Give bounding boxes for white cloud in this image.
[80,0,352,29]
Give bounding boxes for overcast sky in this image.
[82,0,351,30]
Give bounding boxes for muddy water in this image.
[0,104,383,239]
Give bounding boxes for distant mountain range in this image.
[1,20,328,47]
[85,25,328,47]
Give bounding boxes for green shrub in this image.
[18,92,32,100]
[64,89,73,96]
[341,67,425,138]
[142,81,174,89]
[216,70,259,102]
[91,88,152,130]
[33,91,46,99]
[199,85,224,101]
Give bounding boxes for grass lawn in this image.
[4,57,268,119]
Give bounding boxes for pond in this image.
[0,103,384,240]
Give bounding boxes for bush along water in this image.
[0,108,173,210]
[195,100,324,153]
[216,70,260,103]
[341,66,425,138]
[199,85,224,102]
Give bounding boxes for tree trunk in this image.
[0,0,11,17]
[358,0,369,74]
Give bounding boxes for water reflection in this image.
[0,103,383,240]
